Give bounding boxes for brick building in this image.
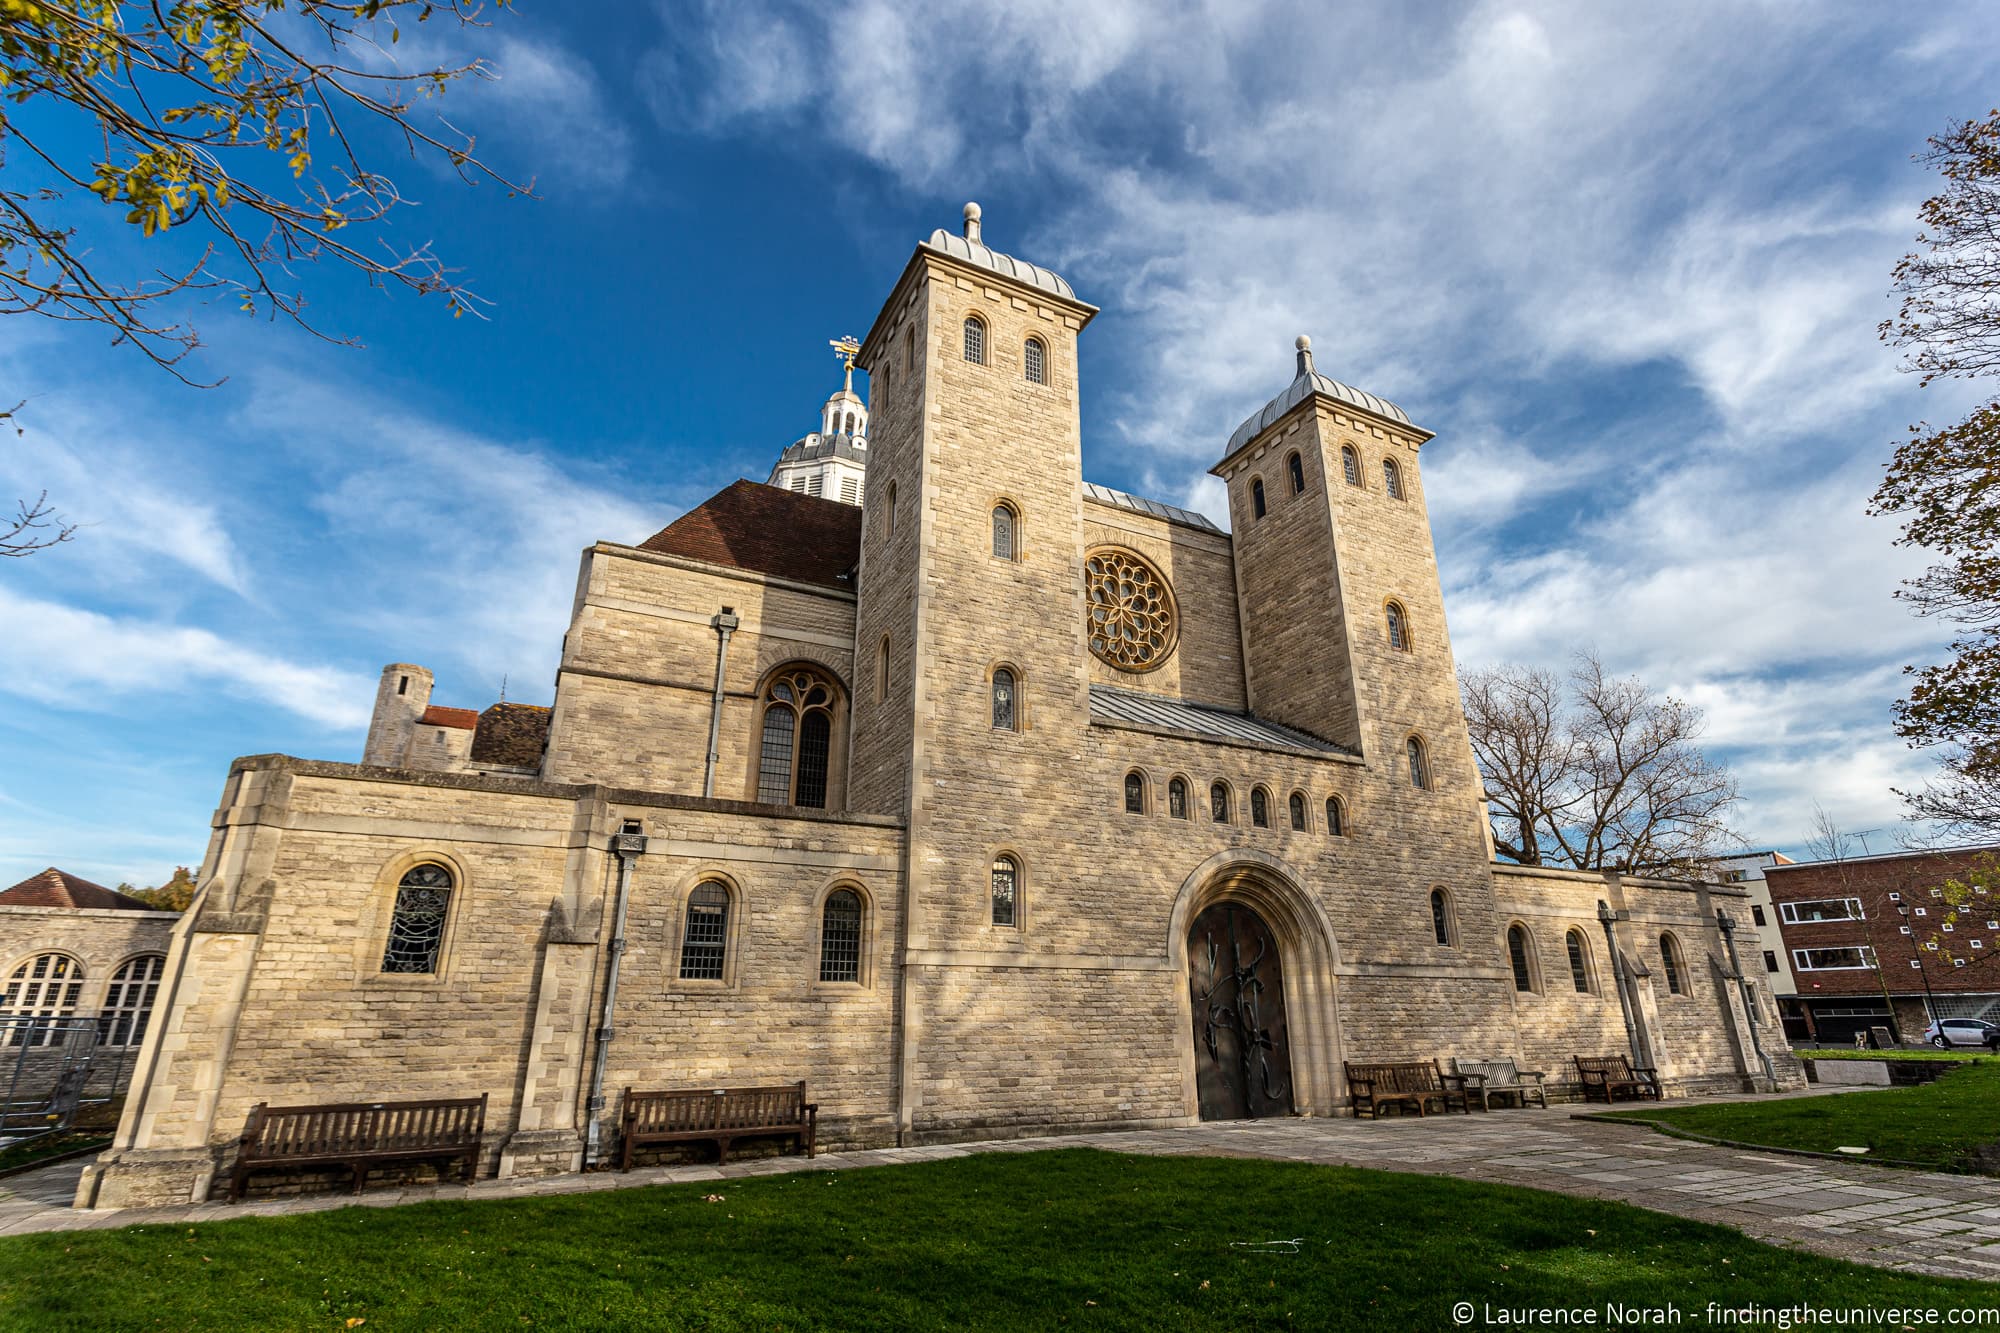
[1766,844,2000,1043]
[80,204,1793,1210]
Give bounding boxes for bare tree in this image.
[1461,650,1741,874]
[2,491,76,558]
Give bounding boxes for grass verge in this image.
[1607,1060,2000,1171]
[0,1134,108,1178]
[1791,1047,1988,1062]
[0,1149,1992,1331]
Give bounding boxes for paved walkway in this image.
[4,1106,1997,1281]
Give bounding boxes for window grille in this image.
[100,954,166,1046]
[1251,788,1270,827]
[1565,931,1590,993]
[992,505,1016,560]
[1660,934,1683,995]
[1289,792,1306,830]
[1407,736,1430,789]
[1169,778,1189,820]
[758,668,837,807]
[963,316,985,364]
[680,883,731,980]
[1342,446,1361,486]
[1430,889,1451,946]
[756,706,796,804]
[1210,782,1231,823]
[1507,925,1533,992]
[1125,773,1145,814]
[1251,479,1266,518]
[1024,338,1046,384]
[991,857,1018,927]
[1384,459,1404,499]
[796,711,831,808]
[819,890,862,982]
[380,864,453,974]
[2,953,84,1047]
[1288,452,1305,495]
[1326,796,1345,836]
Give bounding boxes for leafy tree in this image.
[1460,650,1741,874]
[1914,852,2000,985]
[120,865,196,911]
[1873,110,2000,835]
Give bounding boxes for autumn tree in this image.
[1873,110,2000,835]
[119,865,196,911]
[1461,650,1741,874]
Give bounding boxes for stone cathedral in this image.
[81,205,1793,1208]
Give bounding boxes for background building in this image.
[1710,851,1802,1038]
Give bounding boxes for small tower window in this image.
[1168,777,1190,820]
[992,668,1017,731]
[1407,735,1431,790]
[1288,791,1307,831]
[1024,337,1047,385]
[1124,771,1146,814]
[1507,924,1536,992]
[1326,795,1346,836]
[1251,478,1267,519]
[963,315,986,364]
[992,504,1018,560]
[1430,889,1454,946]
[877,636,891,703]
[884,481,897,538]
[679,882,731,980]
[1250,787,1270,828]
[1210,782,1231,824]
[1386,601,1411,652]
[1287,452,1306,495]
[1660,933,1685,995]
[1566,929,1592,993]
[904,326,914,373]
[1384,458,1404,500]
[819,889,863,983]
[991,856,1019,927]
[381,864,453,975]
[1341,446,1361,487]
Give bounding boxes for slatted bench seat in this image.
[620,1081,817,1170]
[1453,1057,1549,1111]
[1343,1060,1471,1119]
[228,1094,487,1201]
[1574,1054,1663,1103]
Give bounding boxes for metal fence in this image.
[1,1013,143,1145]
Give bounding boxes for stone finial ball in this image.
[1296,334,1312,351]
[964,202,983,221]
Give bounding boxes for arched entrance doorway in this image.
[1187,900,1295,1120]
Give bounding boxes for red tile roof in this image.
[638,480,861,591]
[0,868,157,911]
[418,705,480,730]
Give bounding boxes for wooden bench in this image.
[1453,1058,1549,1111]
[620,1081,817,1170]
[1343,1060,1471,1119]
[228,1094,487,1201]
[1573,1054,1663,1103]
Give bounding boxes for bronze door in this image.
[1188,901,1294,1120]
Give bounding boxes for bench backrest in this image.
[1344,1061,1443,1093]
[1456,1058,1522,1086]
[1574,1055,1636,1082]
[624,1082,807,1134]
[244,1095,487,1160]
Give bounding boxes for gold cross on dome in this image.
[830,335,861,370]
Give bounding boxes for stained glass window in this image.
[991,857,1018,927]
[1289,792,1307,831]
[381,864,452,974]
[992,668,1017,731]
[1251,788,1270,827]
[1125,772,1145,813]
[992,505,1017,560]
[1211,782,1231,824]
[1169,778,1189,820]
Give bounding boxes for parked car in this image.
[1922,1017,2000,1049]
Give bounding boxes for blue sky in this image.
[3,1,1996,888]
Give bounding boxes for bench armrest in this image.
[1455,1072,1488,1086]
[1439,1073,1473,1090]
[1347,1076,1375,1093]
[1518,1070,1547,1081]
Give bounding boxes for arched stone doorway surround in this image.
[1167,850,1345,1118]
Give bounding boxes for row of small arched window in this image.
[0,951,167,1047]
[961,315,1049,385]
[1452,902,1688,998]
[1248,446,1406,520]
[1125,772,1352,834]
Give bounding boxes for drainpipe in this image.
[582,822,647,1169]
[1597,899,1644,1069]
[703,608,740,798]
[1716,908,1776,1089]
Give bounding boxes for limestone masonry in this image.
[78,205,1798,1208]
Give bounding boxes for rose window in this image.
[1085,548,1177,671]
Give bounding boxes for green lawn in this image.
[1606,1060,2000,1170]
[1791,1046,1988,1062]
[0,1150,1991,1331]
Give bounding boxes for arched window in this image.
[1287,452,1306,495]
[992,503,1018,560]
[1341,445,1361,486]
[1168,777,1190,820]
[1124,772,1146,814]
[1288,791,1307,831]
[1430,889,1455,946]
[380,863,453,974]
[1251,478,1267,519]
[992,667,1018,731]
[1566,929,1592,993]
[2,953,84,1047]
[757,666,839,807]
[679,882,731,980]
[963,315,986,364]
[1024,337,1047,385]
[1386,601,1411,652]
[877,636,891,703]
[1250,787,1271,827]
[1325,795,1346,836]
[1507,924,1536,993]
[100,954,167,1047]
[819,889,863,983]
[1407,735,1431,790]
[991,856,1019,927]
[1384,458,1404,500]
[1210,782,1232,824]
[1660,933,1685,995]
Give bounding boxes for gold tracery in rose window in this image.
[1084,548,1178,672]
